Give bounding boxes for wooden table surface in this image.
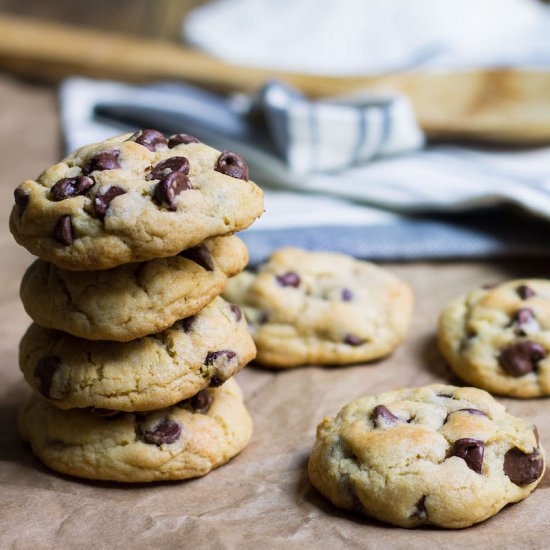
[0,75,548,549]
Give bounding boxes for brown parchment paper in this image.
[0,75,549,550]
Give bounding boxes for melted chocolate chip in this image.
[411,496,428,521]
[230,304,242,322]
[437,392,454,398]
[372,404,400,427]
[190,389,213,414]
[205,350,236,366]
[179,315,196,332]
[504,447,544,485]
[129,129,167,151]
[257,311,270,324]
[511,308,539,336]
[146,157,190,181]
[209,376,224,388]
[451,438,484,473]
[343,334,364,346]
[153,171,192,210]
[215,151,249,181]
[34,356,61,398]
[168,133,200,147]
[54,215,74,245]
[50,176,95,201]
[83,149,120,174]
[498,341,546,377]
[14,187,29,215]
[89,407,122,418]
[179,244,214,271]
[94,185,126,219]
[140,418,182,445]
[341,288,353,301]
[517,285,536,300]
[276,272,300,287]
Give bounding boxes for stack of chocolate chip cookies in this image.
[9,129,264,482]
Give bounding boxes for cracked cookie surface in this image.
[10,131,264,270]
[223,248,413,367]
[19,297,255,411]
[20,235,248,341]
[439,280,550,397]
[19,377,253,482]
[308,384,545,529]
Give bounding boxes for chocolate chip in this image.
[50,175,95,201]
[498,341,546,377]
[437,392,454,398]
[190,389,213,414]
[341,288,353,301]
[276,272,300,287]
[205,350,236,366]
[343,476,364,513]
[129,129,167,151]
[82,149,120,174]
[179,244,214,271]
[451,438,484,473]
[257,311,270,324]
[209,376,224,388]
[411,496,428,521]
[517,285,536,300]
[146,157,190,181]
[343,334,364,346]
[54,215,74,245]
[511,308,539,335]
[215,151,249,181]
[14,187,29,215]
[230,304,242,322]
[445,408,488,422]
[179,315,196,332]
[153,172,192,211]
[34,356,61,398]
[372,404,400,427]
[89,407,122,418]
[94,185,126,219]
[168,133,200,147]
[504,447,544,485]
[140,418,182,446]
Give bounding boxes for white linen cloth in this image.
[184,0,550,75]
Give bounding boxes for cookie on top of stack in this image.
[10,129,264,482]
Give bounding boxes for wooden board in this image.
[0,14,549,143]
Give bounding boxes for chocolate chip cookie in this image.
[223,248,413,367]
[19,377,253,482]
[439,280,550,397]
[10,130,264,270]
[19,297,255,411]
[20,235,248,341]
[308,384,545,528]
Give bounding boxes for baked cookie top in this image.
[19,297,255,411]
[20,235,248,341]
[438,280,550,397]
[223,248,413,367]
[10,130,264,270]
[19,377,253,483]
[308,384,545,529]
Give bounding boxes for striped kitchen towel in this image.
[60,77,550,263]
